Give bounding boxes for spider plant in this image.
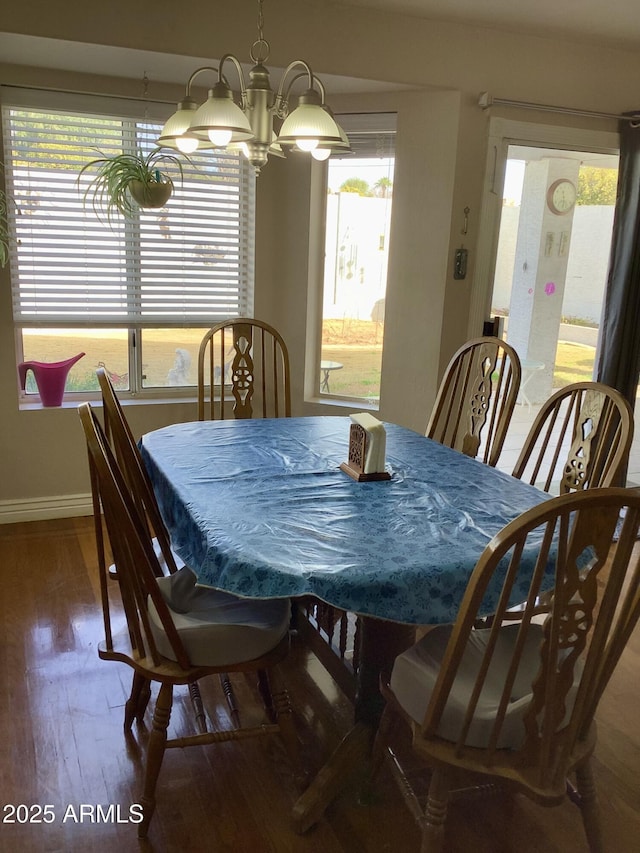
[0,187,8,268]
[79,147,184,223]
[0,160,9,267]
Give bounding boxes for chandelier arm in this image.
[184,65,237,98]
[185,66,222,95]
[218,54,249,109]
[283,71,314,92]
[274,60,323,115]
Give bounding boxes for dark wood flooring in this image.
[1,516,639,852]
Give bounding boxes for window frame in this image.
[1,86,256,401]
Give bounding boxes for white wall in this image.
[492,205,614,324]
[564,206,614,323]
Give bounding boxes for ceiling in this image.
[333,0,640,51]
[1,0,639,98]
[0,33,406,95]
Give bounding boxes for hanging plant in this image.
[78,147,184,223]
[0,187,8,268]
[0,159,9,268]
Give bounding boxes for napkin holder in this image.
[340,416,391,482]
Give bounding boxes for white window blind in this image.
[1,88,256,328]
[336,112,396,158]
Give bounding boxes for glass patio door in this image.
[490,143,618,410]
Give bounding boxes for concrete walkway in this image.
[558,322,597,347]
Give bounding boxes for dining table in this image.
[139,415,551,830]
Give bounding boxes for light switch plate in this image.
[454,247,468,280]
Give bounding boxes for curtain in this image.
[595,117,640,407]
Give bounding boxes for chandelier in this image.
[157,0,350,173]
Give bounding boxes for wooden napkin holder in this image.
[340,422,391,482]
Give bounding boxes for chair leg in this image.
[574,759,604,853]
[371,706,424,826]
[189,681,208,733]
[421,767,451,853]
[137,679,152,723]
[268,667,301,777]
[361,705,403,810]
[125,672,149,731]
[219,673,241,728]
[138,681,173,839]
[257,668,275,722]
[370,704,397,782]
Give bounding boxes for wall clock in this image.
[546,179,577,215]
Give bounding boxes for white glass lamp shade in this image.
[277,93,343,149]
[158,97,215,152]
[188,82,254,146]
[310,120,352,160]
[267,129,287,159]
[334,121,353,152]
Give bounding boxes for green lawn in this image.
[321,339,596,399]
[20,323,597,398]
[552,341,596,387]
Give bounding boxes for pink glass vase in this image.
[18,352,86,407]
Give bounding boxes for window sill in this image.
[18,394,198,412]
[307,395,380,411]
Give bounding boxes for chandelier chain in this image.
[251,0,270,65]
[142,72,149,119]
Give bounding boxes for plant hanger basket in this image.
[79,147,183,223]
[128,179,173,208]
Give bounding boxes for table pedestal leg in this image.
[291,721,372,833]
[291,618,414,833]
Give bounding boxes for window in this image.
[2,87,256,397]
[319,113,395,403]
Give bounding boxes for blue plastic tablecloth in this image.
[140,416,550,625]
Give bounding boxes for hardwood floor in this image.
[1,516,639,852]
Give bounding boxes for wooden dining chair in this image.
[96,366,181,577]
[78,402,301,839]
[197,318,291,420]
[512,381,634,493]
[373,487,640,853]
[97,366,250,729]
[426,336,521,467]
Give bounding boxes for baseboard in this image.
[0,493,93,524]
